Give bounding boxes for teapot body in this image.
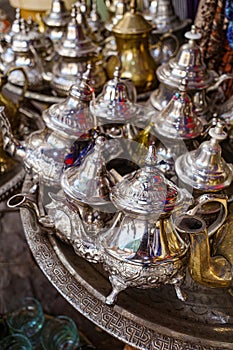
[106,32,158,95]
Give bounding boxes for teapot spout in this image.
[207,73,233,93]
[0,106,26,158]
[7,193,55,230]
[175,215,232,289]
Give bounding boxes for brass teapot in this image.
[105,0,158,95]
[175,200,233,292]
[0,67,28,176]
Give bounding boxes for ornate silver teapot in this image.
[0,9,54,91]
[151,77,203,177]
[149,25,233,119]
[0,76,95,186]
[50,4,106,97]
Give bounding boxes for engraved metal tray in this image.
[20,175,233,350]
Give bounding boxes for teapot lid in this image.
[43,0,70,27]
[43,77,95,138]
[4,8,22,43]
[11,19,30,53]
[56,5,98,58]
[90,66,136,122]
[112,0,152,35]
[157,25,216,90]
[175,122,233,191]
[61,135,114,205]
[90,66,155,124]
[110,145,180,217]
[154,78,203,139]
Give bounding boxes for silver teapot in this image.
[151,77,203,177]
[50,4,106,97]
[42,0,70,44]
[0,76,95,186]
[149,25,233,119]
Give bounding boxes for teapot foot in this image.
[174,283,187,302]
[105,275,127,306]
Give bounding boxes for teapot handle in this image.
[6,66,29,108]
[186,193,228,237]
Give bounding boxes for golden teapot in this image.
[0,67,28,176]
[105,0,158,95]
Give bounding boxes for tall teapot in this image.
[105,0,158,95]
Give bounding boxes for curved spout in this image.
[175,215,232,289]
[7,193,55,230]
[207,73,233,93]
[0,106,26,158]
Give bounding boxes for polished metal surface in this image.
[17,174,233,350]
[106,0,158,94]
[149,25,230,114]
[0,76,95,186]
[153,78,203,139]
[50,4,100,96]
[175,122,233,192]
[43,0,70,43]
[91,66,155,125]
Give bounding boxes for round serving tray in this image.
[20,175,233,350]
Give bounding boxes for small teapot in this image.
[0,18,49,91]
[0,76,95,186]
[174,201,233,292]
[61,135,119,235]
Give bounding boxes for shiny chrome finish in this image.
[149,25,232,117]
[101,145,191,304]
[152,78,203,177]
[43,0,70,44]
[0,75,95,186]
[50,4,101,96]
[90,66,157,130]
[61,135,118,234]
[153,78,203,139]
[175,122,233,192]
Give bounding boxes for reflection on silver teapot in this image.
[149,25,233,119]
[42,0,70,44]
[50,4,106,97]
[0,9,54,91]
[0,75,95,185]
